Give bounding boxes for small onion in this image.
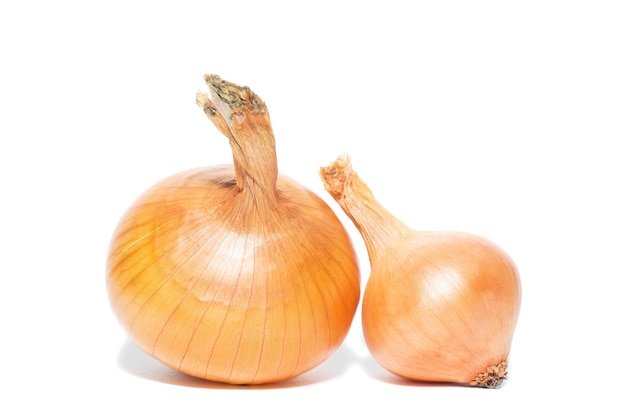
[320,155,521,388]
[106,75,360,384]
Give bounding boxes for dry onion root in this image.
[106,75,360,384]
[320,155,521,388]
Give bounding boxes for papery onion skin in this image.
[106,76,360,385]
[363,232,520,387]
[320,155,521,388]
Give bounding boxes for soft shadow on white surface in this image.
[117,338,359,389]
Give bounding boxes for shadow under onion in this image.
[116,338,358,389]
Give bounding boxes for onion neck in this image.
[197,75,278,210]
[320,155,412,262]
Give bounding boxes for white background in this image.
[2,1,625,415]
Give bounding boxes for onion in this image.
[320,155,521,388]
[106,75,360,384]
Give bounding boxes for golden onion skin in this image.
[107,165,360,384]
[321,155,521,388]
[362,232,521,387]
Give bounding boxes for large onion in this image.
[106,75,360,384]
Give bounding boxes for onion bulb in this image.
[320,155,521,388]
[106,75,360,384]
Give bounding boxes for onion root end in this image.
[469,361,508,388]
